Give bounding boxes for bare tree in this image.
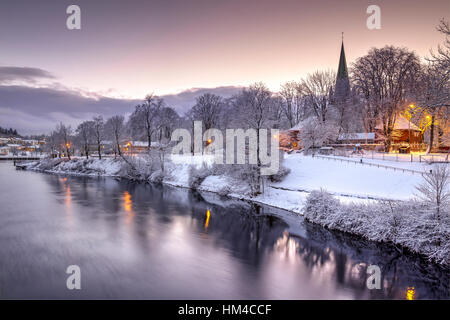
[129,94,163,148]
[75,120,95,159]
[429,19,450,70]
[416,165,450,221]
[302,70,336,123]
[414,63,450,153]
[190,93,223,130]
[105,115,125,157]
[352,46,421,151]
[279,81,307,128]
[158,107,180,142]
[93,116,104,159]
[235,82,273,194]
[56,123,73,160]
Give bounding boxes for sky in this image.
[0,0,449,134]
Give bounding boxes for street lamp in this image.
[403,104,416,151]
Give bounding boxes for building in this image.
[375,115,424,152]
[0,146,8,156]
[279,128,302,151]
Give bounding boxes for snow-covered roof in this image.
[375,115,421,131]
[131,141,148,147]
[338,133,375,140]
[289,123,302,131]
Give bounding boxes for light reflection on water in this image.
[0,162,448,299]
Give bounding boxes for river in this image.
[0,162,448,299]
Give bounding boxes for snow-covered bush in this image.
[303,190,450,266]
[211,163,260,195]
[149,170,165,184]
[29,158,65,171]
[188,164,213,190]
[267,165,291,182]
[119,151,172,181]
[119,155,154,180]
[217,185,231,197]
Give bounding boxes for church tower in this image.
[335,35,350,100]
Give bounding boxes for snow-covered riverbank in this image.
[20,154,449,267]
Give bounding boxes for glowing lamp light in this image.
[273,135,278,139]
[406,287,416,300]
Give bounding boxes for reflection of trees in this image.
[43,174,450,299]
[296,221,450,299]
[192,202,288,267]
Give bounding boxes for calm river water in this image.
[0,162,448,299]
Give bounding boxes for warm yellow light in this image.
[127,142,131,147]
[406,287,416,300]
[204,209,211,229]
[123,191,132,212]
[409,104,416,109]
[273,135,278,139]
[207,139,212,144]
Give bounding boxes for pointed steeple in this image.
[337,38,348,80]
[335,34,350,99]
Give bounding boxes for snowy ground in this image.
[162,153,435,214]
[320,154,435,171]
[274,154,430,201]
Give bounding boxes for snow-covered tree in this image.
[278,81,306,128]
[158,106,180,141]
[234,82,273,194]
[190,93,223,130]
[105,115,125,157]
[352,46,421,151]
[92,116,105,159]
[414,63,450,153]
[55,122,73,160]
[302,70,335,123]
[430,19,450,70]
[75,120,95,159]
[416,165,450,221]
[299,117,339,151]
[129,94,163,148]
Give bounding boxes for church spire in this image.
[335,34,350,99]
[337,35,348,80]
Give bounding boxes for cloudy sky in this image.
[0,0,448,134]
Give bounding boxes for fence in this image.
[312,154,426,175]
[335,150,449,163]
